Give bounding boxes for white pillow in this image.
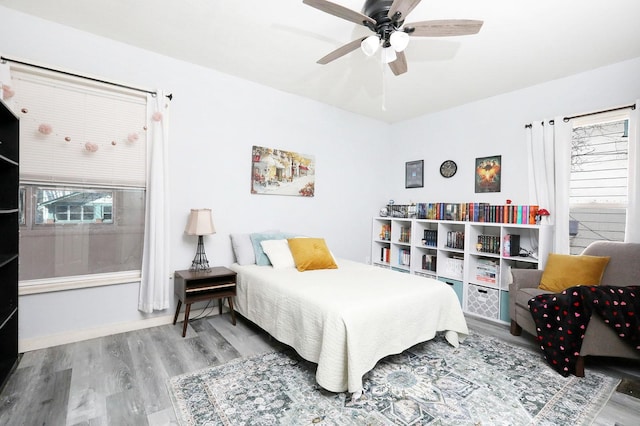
[260,239,296,269]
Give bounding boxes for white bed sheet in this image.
[229,259,469,393]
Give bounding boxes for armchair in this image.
[509,241,640,376]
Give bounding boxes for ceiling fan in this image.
[303,0,483,75]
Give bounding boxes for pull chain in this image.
[381,60,387,111]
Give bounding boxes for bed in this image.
[228,250,468,394]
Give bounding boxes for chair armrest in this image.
[509,269,543,292]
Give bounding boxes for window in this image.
[35,187,113,224]
[10,64,148,289]
[569,110,630,254]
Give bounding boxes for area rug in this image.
[168,330,619,425]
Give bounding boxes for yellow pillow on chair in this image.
[287,238,337,272]
[538,253,610,293]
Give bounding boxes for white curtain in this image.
[525,117,572,254]
[139,90,171,313]
[625,101,640,242]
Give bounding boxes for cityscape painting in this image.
[251,145,315,197]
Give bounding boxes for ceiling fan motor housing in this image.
[362,0,404,46]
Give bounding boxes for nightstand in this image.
[173,267,237,337]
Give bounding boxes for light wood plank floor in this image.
[1,313,639,425]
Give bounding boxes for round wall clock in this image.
[440,160,458,178]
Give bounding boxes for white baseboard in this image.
[18,307,220,353]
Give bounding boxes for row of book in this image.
[422,229,438,247]
[398,227,411,244]
[380,247,390,263]
[477,235,500,254]
[414,203,540,224]
[399,249,410,266]
[446,231,465,250]
[421,254,437,272]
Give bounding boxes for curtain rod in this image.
[563,103,635,122]
[524,103,635,128]
[1,56,172,101]
[524,120,553,129]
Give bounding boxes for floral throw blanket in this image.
[528,285,640,376]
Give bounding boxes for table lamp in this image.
[185,208,216,271]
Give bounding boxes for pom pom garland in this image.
[84,142,99,152]
[38,123,53,135]
[152,111,163,122]
[127,132,139,143]
[2,84,15,100]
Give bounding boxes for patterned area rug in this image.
[168,331,619,425]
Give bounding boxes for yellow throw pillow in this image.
[539,253,610,293]
[287,238,338,272]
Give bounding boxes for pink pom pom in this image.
[152,111,163,122]
[38,123,53,135]
[85,142,99,152]
[127,132,139,143]
[2,84,15,100]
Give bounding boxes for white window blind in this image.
[570,109,630,207]
[11,66,147,188]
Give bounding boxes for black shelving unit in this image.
[0,98,19,390]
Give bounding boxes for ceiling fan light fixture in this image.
[361,35,380,57]
[390,30,410,52]
[381,46,397,64]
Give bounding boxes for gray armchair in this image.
[509,241,640,376]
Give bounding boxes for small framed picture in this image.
[405,160,424,188]
[475,155,501,193]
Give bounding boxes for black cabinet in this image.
[0,98,19,390]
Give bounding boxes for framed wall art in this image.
[251,145,315,197]
[405,160,424,188]
[475,155,501,193]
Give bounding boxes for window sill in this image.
[19,270,141,295]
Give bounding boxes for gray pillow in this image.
[230,233,256,265]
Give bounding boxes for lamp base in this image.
[190,235,211,272]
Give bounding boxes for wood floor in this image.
[1,312,639,426]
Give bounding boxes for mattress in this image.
[229,259,468,393]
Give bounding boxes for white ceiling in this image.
[3,0,640,123]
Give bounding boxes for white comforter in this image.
[229,259,468,393]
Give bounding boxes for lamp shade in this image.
[361,35,380,57]
[390,31,410,52]
[185,208,216,236]
[381,46,397,64]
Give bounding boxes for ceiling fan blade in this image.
[406,19,484,37]
[303,0,376,27]
[388,0,422,21]
[389,51,408,76]
[317,37,367,64]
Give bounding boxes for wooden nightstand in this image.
[173,267,237,337]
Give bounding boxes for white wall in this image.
[387,57,640,206]
[1,6,391,348]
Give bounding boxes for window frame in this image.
[10,64,149,294]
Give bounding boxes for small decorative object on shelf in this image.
[379,224,391,240]
[535,208,550,225]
